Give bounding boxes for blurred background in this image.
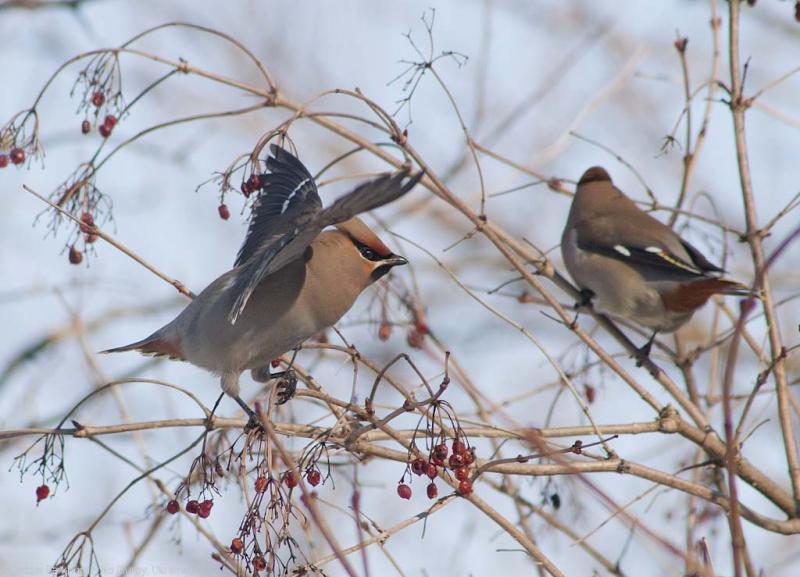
[1,1,799,575]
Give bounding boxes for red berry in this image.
[246,173,262,191]
[185,499,199,514]
[415,320,429,335]
[454,466,469,481]
[452,440,466,456]
[271,359,281,368]
[103,114,117,128]
[85,233,98,244]
[571,440,583,455]
[410,457,426,476]
[378,322,392,341]
[91,91,105,107]
[283,471,298,488]
[253,556,267,571]
[81,120,91,134]
[462,449,475,466]
[585,384,595,404]
[431,455,444,467]
[9,147,25,165]
[448,453,464,469]
[254,475,268,493]
[426,482,438,499]
[397,483,412,500]
[198,499,213,518]
[407,329,424,349]
[433,443,448,461]
[68,246,83,265]
[98,123,112,138]
[306,470,321,486]
[36,484,50,503]
[79,212,94,233]
[230,537,244,554]
[218,203,230,220]
[425,462,438,479]
[0,154,8,168]
[240,180,252,197]
[166,499,179,514]
[457,479,473,496]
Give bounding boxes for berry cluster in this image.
[399,436,476,500]
[165,497,214,519]
[0,109,39,170]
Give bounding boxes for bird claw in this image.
[275,370,297,405]
[633,333,657,367]
[575,288,595,310]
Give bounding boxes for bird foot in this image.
[633,334,657,367]
[575,288,595,310]
[232,395,264,431]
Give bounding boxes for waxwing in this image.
[561,166,750,355]
[104,145,421,412]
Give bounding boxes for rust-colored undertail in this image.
[661,278,751,313]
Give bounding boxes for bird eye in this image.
[359,245,379,261]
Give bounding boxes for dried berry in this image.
[198,499,213,518]
[254,475,268,493]
[448,453,464,469]
[433,443,448,461]
[457,479,473,496]
[410,457,426,476]
[426,482,438,499]
[283,471,298,489]
[0,154,8,168]
[306,470,321,487]
[246,173,262,191]
[550,493,561,509]
[98,123,112,138]
[9,147,25,165]
[463,449,475,466]
[185,499,199,514]
[425,462,438,479]
[81,120,91,134]
[85,233,98,244]
[271,359,281,368]
[397,483,412,500]
[91,91,105,107]
[407,329,424,349]
[103,114,117,128]
[36,484,50,503]
[68,246,83,265]
[253,556,267,572]
[218,203,230,220]
[79,212,94,233]
[452,439,466,456]
[230,537,244,554]
[240,180,252,197]
[378,322,391,341]
[454,466,469,481]
[571,440,583,455]
[166,499,179,514]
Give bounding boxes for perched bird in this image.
[104,145,421,413]
[561,166,750,356]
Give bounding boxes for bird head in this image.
[334,217,407,282]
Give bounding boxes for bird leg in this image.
[576,288,595,310]
[230,395,263,430]
[634,331,658,367]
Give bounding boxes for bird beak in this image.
[381,253,408,267]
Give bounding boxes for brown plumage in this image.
[103,146,420,410]
[562,166,751,342]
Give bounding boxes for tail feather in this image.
[101,335,185,361]
[662,278,756,313]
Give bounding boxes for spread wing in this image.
[576,215,723,278]
[234,145,322,267]
[227,147,422,324]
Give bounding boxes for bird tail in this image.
[663,278,758,313]
[100,334,185,361]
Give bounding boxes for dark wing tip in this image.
[579,166,611,186]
